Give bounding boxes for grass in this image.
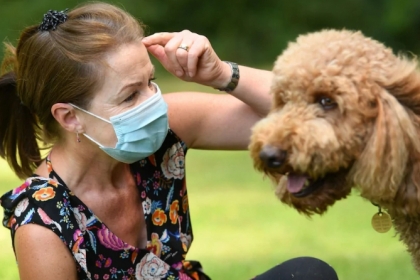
[0,77,418,279]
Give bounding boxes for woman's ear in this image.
[51,103,83,133]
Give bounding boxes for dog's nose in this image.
[259,145,287,168]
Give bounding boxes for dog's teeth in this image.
[304,180,310,187]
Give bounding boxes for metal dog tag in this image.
[371,212,392,233]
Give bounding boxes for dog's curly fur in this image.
[249,29,420,273]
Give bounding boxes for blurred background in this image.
[1,0,420,279]
[1,0,420,69]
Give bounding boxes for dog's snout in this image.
[259,145,287,168]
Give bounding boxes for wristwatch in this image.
[216,61,240,92]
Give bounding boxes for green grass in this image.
[0,78,418,279]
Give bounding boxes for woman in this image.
[0,2,270,279]
[0,2,338,280]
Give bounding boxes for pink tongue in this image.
[287,174,307,193]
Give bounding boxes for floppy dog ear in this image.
[350,62,420,212]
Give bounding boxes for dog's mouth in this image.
[286,172,326,197]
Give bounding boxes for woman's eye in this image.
[318,96,337,110]
[124,91,138,103]
[148,77,157,89]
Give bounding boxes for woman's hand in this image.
[142,30,231,89]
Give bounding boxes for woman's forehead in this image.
[104,42,152,75]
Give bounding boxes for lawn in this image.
[0,77,418,279]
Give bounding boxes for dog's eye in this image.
[318,96,337,110]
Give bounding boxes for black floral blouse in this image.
[1,130,209,280]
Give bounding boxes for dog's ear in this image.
[385,60,420,216]
[350,61,420,211]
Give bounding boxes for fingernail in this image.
[175,70,183,77]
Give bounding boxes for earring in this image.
[76,131,81,143]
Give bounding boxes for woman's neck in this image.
[37,143,133,195]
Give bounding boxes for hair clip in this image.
[38,9,69,31]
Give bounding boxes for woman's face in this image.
[78,41,157,148]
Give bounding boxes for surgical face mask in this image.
[70,83,169,163]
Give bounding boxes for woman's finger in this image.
[164,35,185,77]
[142,32,173,47]
[143,32,185,77]
[176,40,194,77]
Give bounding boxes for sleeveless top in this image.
[1,130,209,280]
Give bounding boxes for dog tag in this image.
[371,212,392,233]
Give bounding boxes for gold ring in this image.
[178,44,189,52]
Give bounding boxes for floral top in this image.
[1,130,209,280]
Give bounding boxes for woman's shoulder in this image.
[159,129,187,156]
[1,176,66,206]
[164,129,187,149]
[1,176,71,232]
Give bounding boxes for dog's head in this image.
[249,29,420,216]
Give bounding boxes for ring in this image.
[178,44,189,52]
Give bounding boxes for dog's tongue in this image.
[287,174,307,193]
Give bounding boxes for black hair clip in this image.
[38,9,69,31]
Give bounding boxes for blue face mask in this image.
[70,83,169,164]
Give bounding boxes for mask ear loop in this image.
[69,103,112,124]
[69,104,111,148]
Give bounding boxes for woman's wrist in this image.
[212,61,240,92]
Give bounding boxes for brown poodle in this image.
[249,29,420,273]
